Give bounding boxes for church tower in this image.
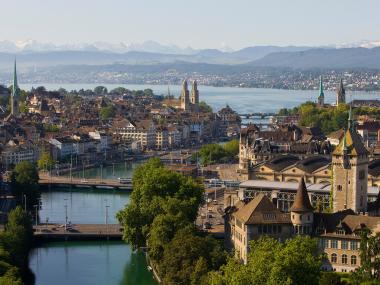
[317,76,325,106]
[191,80,199,111]
[180,80,190,111]
[336,78,346,106]
[290,177,314,235]
[11,60,20,117]
[332,107,368,213]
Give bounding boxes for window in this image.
[337,185,342,191]
[342,254,348,264]
[341,240,348,250]
[331,240,338,249]
[308,215,310,221]
[331,253,337,263]
[359,170,365,180]
[351,255,357,265]
[350,241,359,250]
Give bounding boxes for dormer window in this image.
[336,229,345,235]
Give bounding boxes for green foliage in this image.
[94,86,108,95]
[117,158,225,285]
[10,161,40,210]
[209,236,322,285]
[159,226,227,285]
[0,207,33,284]
[37,152,55,170]
[319,272,347,285]
[351,230,380,284]
[224,140,239,157]
[43,124,60,132]
[199,101,213,113]
[110,87,130,95]
[100,105,116,120]
[197,141,238,165]
[117,158,204,248]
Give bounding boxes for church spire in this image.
[11,59,20,116]
[12,59,18,97]
[318,76,325,106]
[319,75,324,97]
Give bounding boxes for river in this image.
[27,84,380,284]
[29,163,158,285]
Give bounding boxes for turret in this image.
[290,177,314,235]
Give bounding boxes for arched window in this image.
[351,255,357,265]
[342,254,348,264]
[331,253,337,263]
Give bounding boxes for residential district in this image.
[1,61,380,283]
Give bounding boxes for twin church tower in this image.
[180,80,199,112]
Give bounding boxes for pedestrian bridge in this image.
[33,223,123,241]
[38,174,132,190]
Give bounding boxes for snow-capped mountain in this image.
[0,40,196,54]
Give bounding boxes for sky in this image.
[1,0,380,50]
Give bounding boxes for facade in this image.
[115,120,156,150]
[226,178,380,272]
[1,143,35,169]
[332,117,369,213]
[180,80,200,112]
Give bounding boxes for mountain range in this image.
[2,40,380,73]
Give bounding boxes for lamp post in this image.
[105,199,109,238]
[64,198,68,232]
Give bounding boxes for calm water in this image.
[30,162,157,285]
[19,83,380,114]
[29,241,157,285]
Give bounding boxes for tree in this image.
[159,226,226,285]
[143,89,154,97]
[209,236,322,285]
[100,105,116,120]
[198,144,228,165]
[0,207,33,284]
[117,158,203,248]
[94,86,108,95]
[37,152,55,170]
[199,101,213,113]
[10,162,39,209]
[223,140,239,158]
[351,229,380,283]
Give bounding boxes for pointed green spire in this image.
[319,75,324,97]
[348,102,353,131]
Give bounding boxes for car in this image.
[80,179,88,183]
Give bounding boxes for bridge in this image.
[39,173,132,190]
[238,112,276,119]
[33,223,123,241]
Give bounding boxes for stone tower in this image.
[11,60,20,116]
[332,109,368,213]
[336,78,346,106]
[180,80,190,111]
[317,76,324,106]
[290,177,314,235]
[191,80,199,111]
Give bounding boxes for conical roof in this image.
[290,177,313,212]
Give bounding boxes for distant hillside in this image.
[249,47,380,69]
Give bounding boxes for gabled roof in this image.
[333,128,368,156]
[295,156,331,174]
[233,194,290,225]
[290,178,313,212]
[369,159,380,177]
